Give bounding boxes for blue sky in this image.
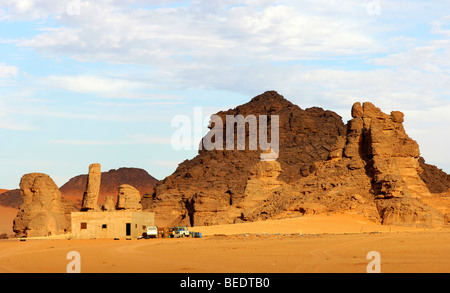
[1,0,450,189]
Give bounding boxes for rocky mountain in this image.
[60,167,158,208]
[143,91,449,228]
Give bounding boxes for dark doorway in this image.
[126,223,131,236]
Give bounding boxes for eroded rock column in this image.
[116,184,142,211]
[81,163,101,211]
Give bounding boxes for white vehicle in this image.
[145,226,158,238]
[177,227,190,237]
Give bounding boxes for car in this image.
[177,226,190,237]
[145,226,158,239]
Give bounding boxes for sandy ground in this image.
[192,214,428,235]
[0,214,448,273]
[0,206,17,235]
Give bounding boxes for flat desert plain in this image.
[0,214,449,273]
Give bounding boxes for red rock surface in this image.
[0,189,21,209]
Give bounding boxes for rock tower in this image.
[81,163,101,211]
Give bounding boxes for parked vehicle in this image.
[191,231,202,238]
[145,226,158,239]
[177,226,190,237]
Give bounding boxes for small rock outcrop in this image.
[376,197,444,227]
[116,184,142,211]
[13,173,75,237]
[102,196,116,211]
[81,163,101,211]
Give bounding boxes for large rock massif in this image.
[13,173,77,237]
[143,91,448,228]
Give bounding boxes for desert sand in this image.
[0,214,448,273]
[0,206,17,235]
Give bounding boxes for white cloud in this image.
[0,63,18,78]
[40,74,146,94]
[16,1,381,64]
[49,134,172,146]
[431,15,450,37]
[2,0,450,176]
[404,103,450,172]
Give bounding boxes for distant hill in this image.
[60,167,158,208]
[419,157,450,194]
[0,189,8,194]
[0,189,21,208]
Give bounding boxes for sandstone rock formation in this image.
[376,197,444,227]
[81,163,101,211]
[13,173,76,237]
[347,102,430,199]
[143,91,446,228]
[60,167,158,209]
[102,196,116,211]
[240,160,284,220]
[342,102,444,227]
[116,184,142,211]
[144,91,346,226]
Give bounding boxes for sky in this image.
[0,0,450,189]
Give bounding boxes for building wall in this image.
[130,211,155,238]
[71,211,155,239]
